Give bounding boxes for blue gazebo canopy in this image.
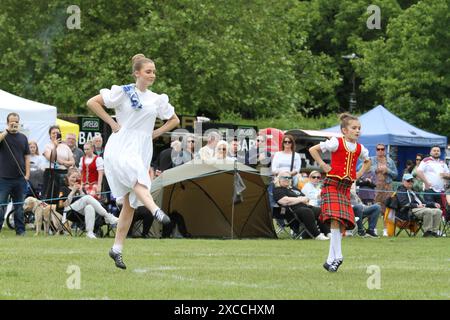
[323,105,447,148]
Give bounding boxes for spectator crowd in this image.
[1,112,449,240]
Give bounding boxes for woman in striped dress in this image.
[309,113,371,272]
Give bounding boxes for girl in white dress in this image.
[87,54,180,269]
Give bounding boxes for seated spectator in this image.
[126,207,191,239]
[79,141,104,199]
[59,169,118,238]
[162,211,191,238]
[65,133,84,168]
[273,171,330,240]
[295,172,309,190]
[228,139,239,161]
[301,171,322,207]
[172,138,195,167]
[397,173,442,237]
[172,134,195,167]
[356,170,376,205]
[28,140,47,196]
[154,140,180,176]
[198,131,221,162]
[350,183,380,238]
[128,206,154,238]
[213,140,235,163]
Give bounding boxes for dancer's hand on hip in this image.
[111,123,121,133]
[321,163,332,173]
[152,129,162,140]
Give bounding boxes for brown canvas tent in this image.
[151,162,276,239]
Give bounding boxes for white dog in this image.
[23,197,66,235]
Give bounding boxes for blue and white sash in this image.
[122,84,143,110]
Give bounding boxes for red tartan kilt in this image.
[320,177,355,230]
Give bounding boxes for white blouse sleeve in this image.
[359,144,370,161]
[156,94,175,120]
[100,85,127,110]
[320,136,339,153]
[95,157,104,171]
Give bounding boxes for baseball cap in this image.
[402,173,414,181]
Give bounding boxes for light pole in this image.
[342,53,359,113]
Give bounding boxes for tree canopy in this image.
[0,0,447,137]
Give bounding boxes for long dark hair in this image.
[281,134,296,151]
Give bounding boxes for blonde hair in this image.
[83,141,94,149]
[28,140,39,155]
[215,140,228,157]
[274,171,292,187]
[309,170,321,179]
[339,113,359,131]
[131,54,154,78]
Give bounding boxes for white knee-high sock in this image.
[332,228,343,260]
[326,229,339,264]
[326,239,335,264]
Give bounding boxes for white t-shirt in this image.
[79,155,104,171]
[301,182,321,207]
[271,151,301,175]
[30,155,48,171]
[417,157,449,192]
[199,145,215,162]
[44,143,74,170]
[319,137,369,161]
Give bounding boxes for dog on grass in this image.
[22,197,66,236]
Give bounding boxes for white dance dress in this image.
[100,85,175,208]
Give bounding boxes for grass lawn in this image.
[0,227,449,300]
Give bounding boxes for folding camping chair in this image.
[439,205,450,236]
[65,209,107,237]
[385,193,423,237]
[394,213,423,237]
[348,215,369,236]
[272,203,313,239]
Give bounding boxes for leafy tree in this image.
[291,0,404,113]
[0,0,447,137]
[355,0,450,137]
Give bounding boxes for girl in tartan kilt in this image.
[309,113,371,272]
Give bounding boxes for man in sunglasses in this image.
[397,173,442,237]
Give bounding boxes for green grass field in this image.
[0,227,449,300]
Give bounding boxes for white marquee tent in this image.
[0,89,57,153]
